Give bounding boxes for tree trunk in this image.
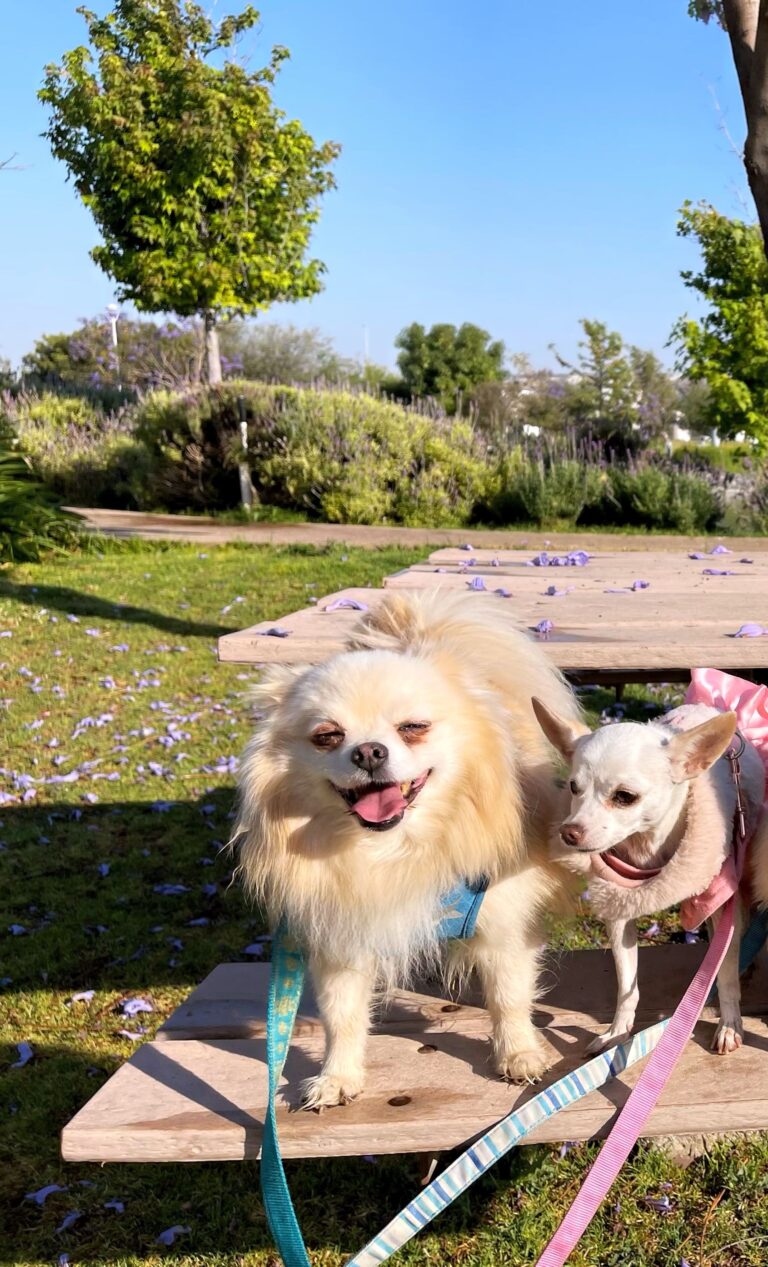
[723,0,768,253]
[204,312,222,385]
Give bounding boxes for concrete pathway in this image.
[69,507,768,554]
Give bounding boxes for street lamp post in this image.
[106,304,121,391]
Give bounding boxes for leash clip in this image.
[727,732,748,845]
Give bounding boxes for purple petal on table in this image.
[104,1199,125,1213]
[604,587,631,594]
[493,587,512,597]
[121,997,153,1016]
[529,552,548,566]
[739,558,754,564]
[156,1225,191,1246]
[545,585,570,596]
[459,543,474,550]
[688,552,706,559]
[466,576,486,591]
[67,990,95,1006]
[324,598,370,612]
[433,567,448,573]
[55,1211,81,1234]
[702,568,735,576]
[9,924,27,935]
[26,1183,68,1205]
[567,550,591,566]
[631,580,650,590]
[710,544,731,554]
[533,619,554,638]
[256,627,291,638]
[491,557,501,567]
[11,1041,33,1068]
[732,623,768,637]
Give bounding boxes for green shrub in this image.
[608,465,721,532]
[0,446,77,561]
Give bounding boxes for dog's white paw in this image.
[712,1020,743,1055]
[495,1044,549,1085]
[586,1024,633,1055]
[300,1072,363,1110]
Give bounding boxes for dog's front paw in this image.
[495,1043,549,1085]
[300,1072,363,1110]
[712,1020,743,1055]
[586,1023,633,1055]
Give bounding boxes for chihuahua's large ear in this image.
[665,711,737,783]
[531,697,591,759]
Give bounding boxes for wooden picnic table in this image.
[63,543,768,1171]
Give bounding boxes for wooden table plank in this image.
[62,948,768,1163]
[428,547,768,566]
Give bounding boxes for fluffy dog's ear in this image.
[665,711,737,783]
[249,664,308,714]
[531,697,590,758]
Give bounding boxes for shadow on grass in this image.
[0,580,236,640]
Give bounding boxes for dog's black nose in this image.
[351,742,389,774]
[560,823,585,848]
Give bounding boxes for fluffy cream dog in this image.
[234,590,581,1108]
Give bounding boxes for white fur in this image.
[533,700,766,1055]
[234,590,582,1105]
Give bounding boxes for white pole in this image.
[106,304,121,390]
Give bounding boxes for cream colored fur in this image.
[234,590,582,1106]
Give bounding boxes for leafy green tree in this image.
[674,201,768,443]
[394,322,506,412]
[689,1,768,258]
[219,323,350,384]
[553,320,638,444]
[40,2,339,384]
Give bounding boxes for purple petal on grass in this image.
[643,1194,673,1214]
[466,576,486,591]
[243,942,266,956]
[201,882,218,897]
[26,1183,68,1205]
[104,1199,125,1213]
[82,792,99,804]
[0,631,11,638]
[97,863,110,877]
[494,587,512,597]
[558,1141,578,1158]
[116,1027,148,1041]
[56,1211,81,1234]
[256,627,291,638]
[121,997,153,1016]
[710,544,731,554]
[731,623,768,638]
[84,628,101,637]
[110,643,130,652]
[9,923,27,935]
[67,990,95,1006]
[187,917,210,927]
[685,930,700,943]
[11,1042,33,1068]
[323,598,369,612]
[642,922,660,939]
[154,883,189,896]
[66,614,79,623]
[157,1225,191,1246]
[702,568,735,576]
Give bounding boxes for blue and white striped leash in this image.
[345,1020,668,1266]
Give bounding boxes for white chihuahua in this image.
[532,698,766,1055]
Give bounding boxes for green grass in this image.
[1,543,767,1267]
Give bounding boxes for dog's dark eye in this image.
[310,724,345,750]
[569,780,581,796]
[612,788,639,807]
[398,721,432,744]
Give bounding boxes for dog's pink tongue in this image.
[353,784,408,823]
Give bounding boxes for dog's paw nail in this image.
[712,1024,743,1055]
[496,1049,548,1084]
[300,1074,363,1109]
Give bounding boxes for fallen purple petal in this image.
[67,990,95,1006]
[56,1211,81,1234]
[702,568,735,576]
[739,558,754,564]
[685,930,700,943]
[466,576,486,591]
[8,924,26,936]
[104,1199,125,1213]
[459,543,473,551]
[256,627,291,638]
[116,1027,148,1042]
[156,1225,191,1246]
[641,922,660,939]
[709,544,731,554]
[642,1194,673,1214]
[323,598,369,612]
[688,552,706,560]
[26,1183,68,1205]
[533,620,554,638]
[631,580,650,590]
[97,862,110,877]
[243,942,266,956]
[121,997,153,1016]
[494,587,512,597]
[731,623,768,638]
[153,883,189,895]
[187,916,210,927]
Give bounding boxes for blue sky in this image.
[0,1,750,370]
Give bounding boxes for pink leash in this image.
[535,667,767,1267]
